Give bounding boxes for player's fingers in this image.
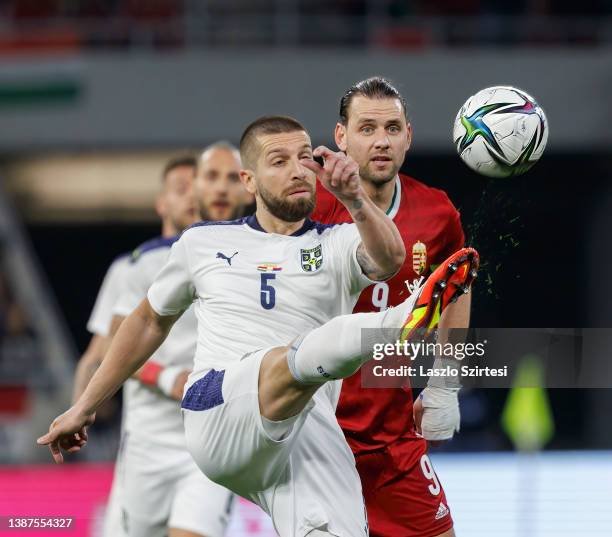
[73,440,86,450]
[329,158,349,188]
[340,161,359,189]
[312,145,336,160]
[69,432,86,447]
[36,434,49,445]
[37,429,56,445]
[49,441,64,464]
[301,158,324,176]
[318,156,342,188]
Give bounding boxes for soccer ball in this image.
[453,86,548,178]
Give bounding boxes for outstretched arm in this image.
[38,298,182,462]
[303,147,405,280]
[109,313,189,401]
[72,334,110,403]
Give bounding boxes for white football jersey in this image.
[86,253,131,337]
[114,236,197,447]
[147,216,375,386]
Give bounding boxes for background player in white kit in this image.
[72,154,199,537]
[40,117,478,537]
[72,146,246,537]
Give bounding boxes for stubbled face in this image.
[160,165,198,232]
[195,147,246,221]
[336,95,411,186]
[245,130,316,222]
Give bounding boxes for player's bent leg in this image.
[182,349,368,537]
[271,248,479,392]
[258,308,405,423]
[182,349,314,495]
[434,529,456,537]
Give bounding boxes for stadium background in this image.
[0,1,611,535]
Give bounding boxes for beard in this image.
[258,182,316,223]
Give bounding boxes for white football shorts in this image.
[182,348,368,537]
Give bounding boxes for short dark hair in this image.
[240,115,306,169]
[339,76,408,125]
[162,154,197,182]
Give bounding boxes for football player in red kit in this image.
[312,77,469,537]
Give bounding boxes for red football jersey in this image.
[312,173,465,455]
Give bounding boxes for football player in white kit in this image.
[41,117,478,537]
[71,147,246,537]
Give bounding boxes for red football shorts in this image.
[356,437,453,537]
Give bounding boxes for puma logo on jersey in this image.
[217,251,238,266]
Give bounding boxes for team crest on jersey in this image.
[412,240,427,275]
[300,244,323,272]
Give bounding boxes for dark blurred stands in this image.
[0,0,610,52]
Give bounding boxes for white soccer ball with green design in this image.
[453,86,548,178]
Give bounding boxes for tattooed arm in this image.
[303,147,405,281]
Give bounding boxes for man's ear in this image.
[405,122,413,153]
[335,122,347,152]
[240,169,257,196]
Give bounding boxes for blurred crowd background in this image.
[0,1,611,535]
[0,0,611,49]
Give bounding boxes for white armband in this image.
[157,365,184,398]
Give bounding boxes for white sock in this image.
[287,291,420,384]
